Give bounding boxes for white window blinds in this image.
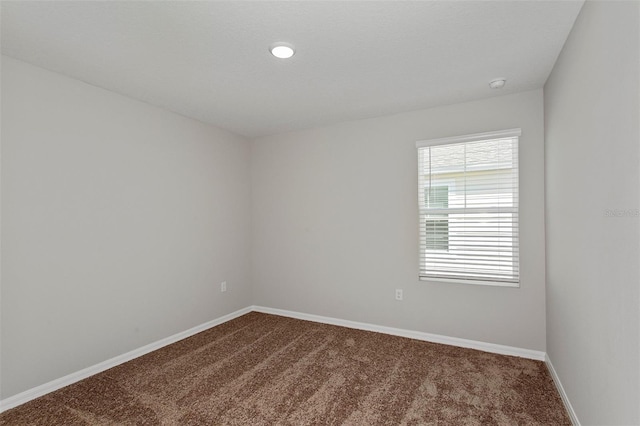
[416,129,520,286]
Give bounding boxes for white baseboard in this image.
[0,306,252,413]
[252,305,546,361]
[545,354,581,426]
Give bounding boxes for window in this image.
[425,186,449,251]
[416,129,520,286]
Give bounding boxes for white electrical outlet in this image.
[221,281,227,292]
[395,289,403,301]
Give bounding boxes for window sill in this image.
[419,276,520,288]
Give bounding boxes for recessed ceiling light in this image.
[489,78,506,89]
[270,42,295,59]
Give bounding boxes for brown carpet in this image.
[0,312,570,425]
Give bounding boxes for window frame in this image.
[416,128,521,288]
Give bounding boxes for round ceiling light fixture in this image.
[270,42,295,59]
[489,78,507,89]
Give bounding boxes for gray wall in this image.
[544,2,639,424]
[0,57,252,399]
[251,90,547,351]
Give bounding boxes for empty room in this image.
[1,1,638,425]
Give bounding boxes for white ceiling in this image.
[1,1,583,138]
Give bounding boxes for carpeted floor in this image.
[0,312,570,425]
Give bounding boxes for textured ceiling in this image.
[1,1,583,138]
